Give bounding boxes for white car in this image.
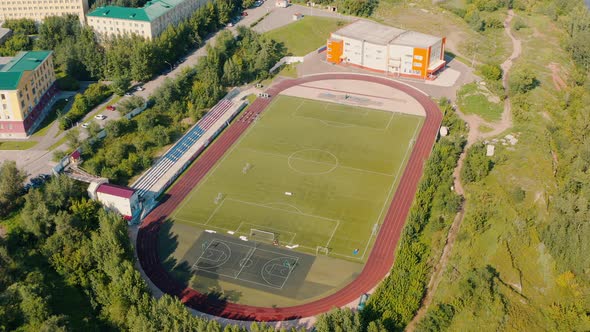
[94,114,106,120]
[81,122,89,129]
[136,86,145,91]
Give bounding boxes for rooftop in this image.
[97,183,136,199]
[393,30,442,48]
[0,51,52,90]
[332,20,442,47]
[88,0,187,22]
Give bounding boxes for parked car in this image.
[136,86,145,91]
[241,11,248,16]
[94,114,106,120]
[124,92,132,97]
[81,122,89,129]
[106,105,116,111]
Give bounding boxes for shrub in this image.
[509,67,539,95]
[461,144,493,183]
[480,63,503,81]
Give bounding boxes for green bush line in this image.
[361,102,466,331]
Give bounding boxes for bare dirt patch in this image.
[547,62,567,91]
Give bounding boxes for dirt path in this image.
[406,10,522,331]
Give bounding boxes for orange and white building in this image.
[327,20,446,80]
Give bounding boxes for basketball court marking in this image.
[191,238,301,290]
[261,256,300,289]
[191,240,231,270]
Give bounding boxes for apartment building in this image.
[0,0,89,23]
[0,51,58,138]
[87,0,207,40]
[327,20,446,80]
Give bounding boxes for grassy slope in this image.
[373,1,511,64]
[426,12,587,330]
[457,83,504,121]
[265,17,346,56]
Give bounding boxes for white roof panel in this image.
[333,20,406,45]
[332,20,443,48]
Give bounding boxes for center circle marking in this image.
[287,149,339,175]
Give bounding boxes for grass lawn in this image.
[32,98,69,138]
[0,140,38,150]
[265,17,346,56]
[48,136,68,152]
[457,83,503,122]
[162,95,423,306]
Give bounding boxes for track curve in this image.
[136,73,442,321]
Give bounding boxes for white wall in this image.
[429,40,442,66]
[97,192,134,217]
[362,41,387,71]
[335,34,363,65]
[389,44,417,75]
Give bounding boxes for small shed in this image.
[293,13,304,21]
[93,183,140,221]
[70,150,82,164]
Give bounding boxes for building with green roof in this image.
[0,51,58,138]
[87,0,208,40]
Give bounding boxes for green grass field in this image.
[171,95,423,260]
[457,83,503,122]
[265,17,346,56]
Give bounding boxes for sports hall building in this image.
[87,0,207,40]
[327,20,446,80]
[0,51,58,138]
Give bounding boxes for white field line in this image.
[204,198,226,225]
[360,118,422,260]
[172,97,282,219]
[234,246,257,279]
[243,148,394,177]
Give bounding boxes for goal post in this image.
[250,228,276,242]
[316,246,329,255]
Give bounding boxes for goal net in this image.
[250,229,276,242]
[316,246,329,255]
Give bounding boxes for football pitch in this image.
[171,95,423,260]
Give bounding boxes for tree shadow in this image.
[158,219,192,286]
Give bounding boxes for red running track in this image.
[137,73,443,321]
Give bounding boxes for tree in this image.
[480,63,503,81]
[0,161,26,216]
[461,144,492,183]
[65,128,81,149]
[111,76,132,96]
[316,308,363,332]
[509,66,539,94]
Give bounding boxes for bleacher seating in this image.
[132,99,234,198]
